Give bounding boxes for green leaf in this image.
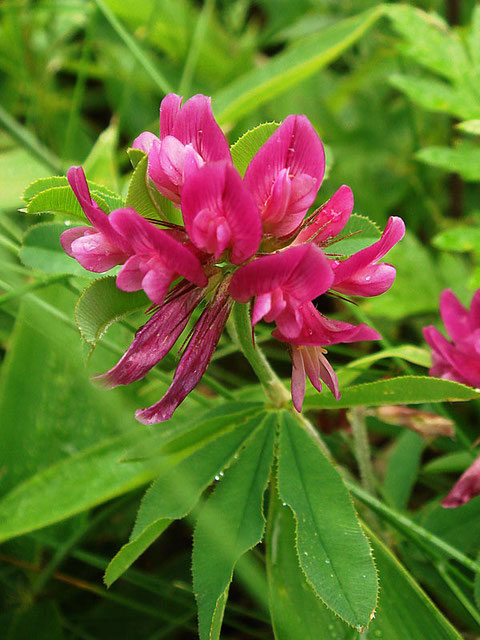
[475,555,480,609]
[19,222,93,276]
[384,431,425,510]
[75,276,148,347]
[416,145,480,181]
[26,186,110,221]
[23,176,124,209]
[23,176,70,203]
[105,412,267,587]
[385,5,469,80]
[277,411,377,628]
[7,602,63,640]
[266,491,347,640]
[213,7,384,124]
[303,376,480,410]
[230,122,279,177]
[423,451,473,475]
[127,147,147,168]
[432,226,480,253]
[456,119,480,136]
[0,146,51,210]
[328,213,380,257]
[192,413,275,640]
[125,154,164,220]
[82,119,120,191]
[423,500,480,555]
[0,429,163,544]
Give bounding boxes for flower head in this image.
[62,94,404,421]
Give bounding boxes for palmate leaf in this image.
[105,410,267,587]
[192,413,275,640]
[267,492,462,639]
[303,376,480,410]
[74,276,148,347]
[213,6,384,125]
[277,411,378,628]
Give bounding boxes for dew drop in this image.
[214,475,220,481]
[325,558,330,564]
[282,502,287,507]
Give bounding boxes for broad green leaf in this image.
[384,431,425,510]
[423,499,480,555]
[266,491,347,640]
[74,276,148,347]
[416,145,480,181]
[125,154,164,220]
[127,147,146,168]
[346,345,431,372]
[423,451,472,475]
[105,413,267,587]
[23,176,124,209]
[230,122,279,177]
[277,411,377,627]
[390,74,478,120]
[267,501,461,639]
[19,222,94,276]
[83,120,120,191]
[328,213,380,257]
[213,7,384,124]
[0,428,164,544]
[0,146,50,210]
[26,186,110,221]
[385,5,468,80]
[303,376,480,410]
[456,119,480,136]
[432,226,480,253]
[192,413,275,640]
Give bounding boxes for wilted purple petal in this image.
[136,282,232,424]
[442,455,480,508]
[290,344,340,411]
[94,284,204,388]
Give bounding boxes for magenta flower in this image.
[61,93,404,422]
[244,115,325,237]
[133,94,232,203]
[424,289,480,388]
[441,455,480,508]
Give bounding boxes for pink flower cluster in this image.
[61,94,405,423]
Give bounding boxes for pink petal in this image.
[67,230,127,272]
[136,284,232,424]
[109,209,207,288]
[171,94,231,163]
[148,138,182,203]
[132,132,159,154]
[116,255,149,292]
[440,289,470,343]
[141,261,176,305]
[469,290,480,328]
[94,284,203,388]
[229,244,333,304]
[60,226,94,257]
[442,455,480,508]
[160,93,183,139]
[295,185,353,244]
[182,162,261,264]
[423,325,480,388]
[244,114,325,236]
[291,346,306,412]
[332,216,405,297]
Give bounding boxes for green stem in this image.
[348,407,376,495]
[232,301,289,407]
[435,561,480,627]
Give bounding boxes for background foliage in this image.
[1,0,480,638]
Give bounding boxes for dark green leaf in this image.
[384,431,425,509]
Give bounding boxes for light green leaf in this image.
[26,186,109,221]
[213,7,384,125]
[83,119,120,191]
[23,176,70,203]
[266,491,347,640]
[385,5,468,80]
[19,222,93,276]
[456,119,480,136]
[0,146,51,210]
[328,213,380,257]
[277,412,377,628]
[0,429,163,544]
[432,226,480,253]
[423,451,473,475]
[125,154,164,220]
[74,276,148,347]
[127,147,147,168]
[340,345,431,386]
[416,145,480,181]
[384,431,425,510]
[230,122,279,177]
[105,413,267,587]
[303,376,480,410]
[192,413,275,640]
[23,176,124,210]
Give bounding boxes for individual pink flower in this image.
[244,115,325,237]
[295,185,354,245]
[181,162,261,263]
[229,244,333,339]
[60,167,131,272]
[330,216,405,297]
[442,455,480,508]
[133,94,232,203]
[424,289,480,388]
